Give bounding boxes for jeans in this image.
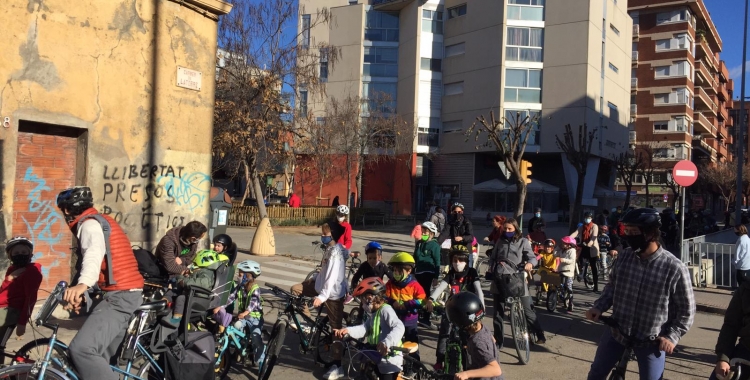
[234,317,265,365]
[709,343,750,380]
[587,328,665,380]
[492,295,544,347]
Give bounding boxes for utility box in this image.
[208,187,232,242]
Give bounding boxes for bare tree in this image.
[556,124,597,232]
[635,143,663,207]
[700,161,737,212]
[613,151,643,210]
[665,172,679,210]
[293,112,342,201]
[466,111,538,222]
[213,0,338,218]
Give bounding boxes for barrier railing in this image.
[228,206,381,227]
[682,237,735,288]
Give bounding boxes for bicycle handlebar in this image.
[598,316,656,344]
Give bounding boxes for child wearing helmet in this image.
[334,278,405,380]
[386,252,426,362]
[597,225,611,278]
[414,221,441,327]
[425,245,485,372]
[331,205,353,250]
[212,234,237,266]
[536,239,558,293]
[445,292,504,380]
[164,249,222,327]
[0,237,43,338]
[556,236,578,312]
[351,242,392,290]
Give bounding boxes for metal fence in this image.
[681,237,736,288]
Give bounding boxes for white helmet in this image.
[237,260,261,276]
[421,221,438,234]
[336,205,350,215]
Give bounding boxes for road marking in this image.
[261,261,317,274]
[675,170,695,177]
[262,278,300,288]
[261,265,314,279]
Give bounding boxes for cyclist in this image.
[230,260,265,367]
[571,211,601,292]
[0,236,43,338]
[484,215,506,246]
[488,218,546,346]
[438,203,474,252]
[556,236,577,312]
[527,207,545,235]
[351,242,392,289]
[156,220,207,277]
[163,249,222,328]
[597,226,612,279]
[330,205,353,251]
[333,278,405,380]
[712,268,750,380]
[424,244,484,372]
[445,292,504,380]
[212,233,237,266]
[414,221,441,327]
[56,187,144,380]
[586,208,695,380]
[385,252,426,362]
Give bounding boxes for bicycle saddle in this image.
[137,300,168,312]
[402,341,419,354]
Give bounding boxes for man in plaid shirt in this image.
[586,208,695,380]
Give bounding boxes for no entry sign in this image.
[672,160,698,187]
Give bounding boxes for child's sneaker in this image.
[344,294,354,305]
[323,364,345,379]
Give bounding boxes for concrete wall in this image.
[1,0,229,288]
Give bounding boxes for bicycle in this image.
[305,250,362,283]
[432,304,467,375]
[346,339,453,380]
[259,282,337,380]
[724,357,750,380]
[598,315,656,380]
[214,321,270,379]
[535,270,571,313]
[506,271,533,365]
[311,240,326,262]
[0,281,164,380]
[475,244,493,288]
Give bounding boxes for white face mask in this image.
[337,216,346,222]
[453,262,467,272]
[585,218,592,224]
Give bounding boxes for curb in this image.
[696,303,727,315]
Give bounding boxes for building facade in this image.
[299,0,633,218]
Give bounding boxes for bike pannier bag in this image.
[162,331,215,380]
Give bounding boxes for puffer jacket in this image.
[437,215,474,248]
[174,261,221,291]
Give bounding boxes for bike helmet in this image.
[217,254,230,262]
[452,202,465,211]
[621,208,661,229]
[213,234,233,248]
[449,244,470,260]
[601,225,609,233]
[5,237,33,253]
[193,250,220,268]
[388,252,416,268]
[336,205,350,215]
[352,277,386,297]
[236,260,262,276]
[364,241,383,253]
[445,292,485,329]
[421,221,438,235]
[561,236,576,246]
[543,239,556,247]
[56,187,93,213]
[584,211,593,218]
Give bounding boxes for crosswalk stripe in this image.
[262,265,314,280]
[262,278,300,289]
[260,261,317,275]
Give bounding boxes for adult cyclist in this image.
[438,203,475,266]
[56,187,144,380]
[586,208,695,380]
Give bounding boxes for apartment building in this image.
[731,100,749,163]
[297,0,632,217]
[625,0,735,207]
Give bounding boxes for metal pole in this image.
[679,186,686,261]
[735,0,749,226]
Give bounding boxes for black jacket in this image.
[527,216,546,233]
[437,215,474,247]
[350,261,392,289]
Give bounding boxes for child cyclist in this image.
[164,249,222,327]
[445,292,504,380]
[556,236,578,312]
[385,252,426,362]
[334,278,405,380]
[597,225,612,278]
[350,241,393,288]
[424,244,484,372]
[536,239,558,294]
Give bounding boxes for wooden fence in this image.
[228,205,380,227]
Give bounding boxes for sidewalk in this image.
[693,287,733,315]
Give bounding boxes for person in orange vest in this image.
[56,187,144,380]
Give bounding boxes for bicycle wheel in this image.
[509,301,530,365]
[258,319,287,380]
[0,363,68,379]
[14,338,70,368]
[305,268,320,282]
[214,340,235,379]
[546,289,558,312]
[131,351,162,380]
[313,316,336,366]
[476,258,491,287]
[444,343,462,374]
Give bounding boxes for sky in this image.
[705,0,748,99]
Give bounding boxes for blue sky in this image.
[705,0,747,98]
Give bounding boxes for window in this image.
[445,42,466,57]
[504,109,541,144]
[447,4,467,19]
[654,61,691,78]
[365,11,399,42]
[444,82,464,96]
[655,33,692,51]
[635,174,644,183]
[608,102,619,121]
[610,24,620,36]
[362,82,397,113]
[316,117,326,125]
[504,68,542,103]
[654,88,691,105]
[363,47,398,77]
[507,0,544,21]
[301,14,311,48]
[608,62,619,73]
[420,58,442,72]
[319,48,328,82]
[654,121,668,131]
[298,90,308,115]
[654,93,669,104]
[422,9,443,34]
[506,27,543,62]
[442,120,463,133]
[656,9,689,24]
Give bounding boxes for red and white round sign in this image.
[672,160,698,187]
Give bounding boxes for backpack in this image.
[133,247,167,281]
[160,331,215,380]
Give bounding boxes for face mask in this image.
[453,262,467,272]
[453,214,464,222]
[337,216,346,222]
[393,272,405,282]
[321,236,333,245]
[421,234,430,241]
[624,234,648,251]
[535,213,540,218]
[362,302,373,315]
[585,218,592,224]
[504,232,515,239]
[239,274,250,285]
[11,255,31,267]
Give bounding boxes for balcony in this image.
[418,133,439,148]
[632,51,638,61]
[695,86,718,115]
[697,38,719,69]
[718,121,728,139]
[718,104,729,122]
[654,150,688,161]
[633,24,639,38]
[372,0,415,10]
[720,61,730,82]
[718,82,729,101]
[694,111,716,136]
[630,104,637,116]
[694,60,716,87]
[631,78,637,88]
[629,131,637,144]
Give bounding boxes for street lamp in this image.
[736,0,749,226]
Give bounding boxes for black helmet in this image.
[56,187,93,216]
[621,208,661,229]
[5,236,33,253]
[543,239,556,247]
[213,234,233,248]
[445,292,485,329]
[449,244,470,260]
[583,211,593,218]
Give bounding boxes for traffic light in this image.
[520,160,532,184]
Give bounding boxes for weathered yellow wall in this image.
[0,0,228,254]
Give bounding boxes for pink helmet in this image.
[561,236,576,245]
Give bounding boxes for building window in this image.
[654,121,668,131]
[445,42,466,57]
[610,24,620,36]
[654,61,691,78]
[608,62,619,73]
[504,109,541,144]
[362,82,397,113]
[363,46,398,77]
[447,4,467,19]
[420,58,442,72]
[365,11,399,42]
[506,27,543,62]
[299,90,308,115]
[608,102,619,121]
[504,68,542,103]
[654,88,691,105]
[656,9,690,25]
[301,14,311,48]
[319,48,328,82]
[316,117,326,125]
[444,82,464,96]
[507,0,544,21]
[422,9,443,34]
[655,33,692,51]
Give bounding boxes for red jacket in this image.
[0,263,43,325]
[288,194,301,208]
[338,222,353,249]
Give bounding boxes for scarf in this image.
[582,222,594,242]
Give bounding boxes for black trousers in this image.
[492,295,544,348]
[415,273,434,323]
[737,269,750,287]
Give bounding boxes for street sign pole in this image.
[679,186,686,261]
[672,160,698,262]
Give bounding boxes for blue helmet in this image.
[365,241,382,253]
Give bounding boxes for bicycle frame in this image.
[217,325,250,359]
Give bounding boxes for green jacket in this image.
[716,281,750,363]
[174,261,220,291]
[413,239,441,279]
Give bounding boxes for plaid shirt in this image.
[593,246,695,346]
